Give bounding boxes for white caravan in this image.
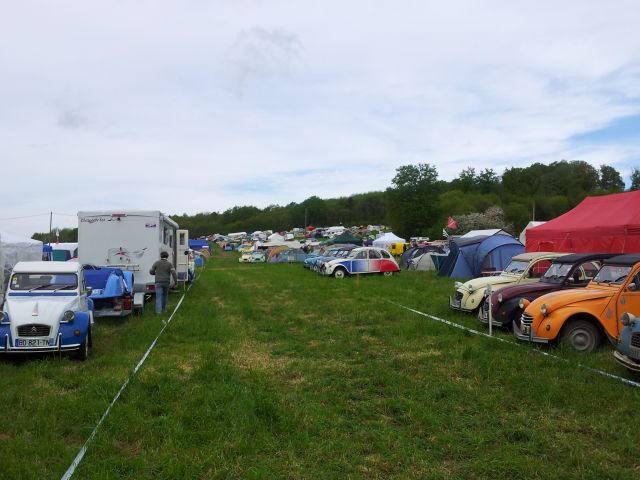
[77,211,179,306]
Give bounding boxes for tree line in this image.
[34,161,640,242]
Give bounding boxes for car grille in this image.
[521,313,533,326]
[17,324,51,337]
[455,291,463,301]
[631,333,640,349]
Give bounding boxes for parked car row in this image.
[304,246,401,279]
[450,252,640,374]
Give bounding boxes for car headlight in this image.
[454,282,463,290]
[621,312,636,326]
[497,293,503,303]
[518,298,530,310]
[63,310,75,322]
[467,286,476,294]
[540,304,548,317]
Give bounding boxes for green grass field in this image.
[1,251,639,479]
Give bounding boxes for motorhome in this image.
[77,211,179,307]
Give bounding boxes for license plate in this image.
[15,338,52,347]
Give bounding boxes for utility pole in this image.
[49,211,53,246]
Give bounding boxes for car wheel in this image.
[560,319,601,352]
[333,268,346,279]
[383,271,393,277]
[75,327,91,361]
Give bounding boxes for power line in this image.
[0,213,49,221]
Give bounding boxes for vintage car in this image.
[613,313,640,373]
[0,261,94,360]
[478,253,615,329]
[320,247,400,278]
[304,246,356,271]
[239,251,266,263]
[450,252,567,314]
[515,254,640,352]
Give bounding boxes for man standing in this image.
[150,251,177,314]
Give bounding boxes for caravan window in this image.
[163,227,174,247]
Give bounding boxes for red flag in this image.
[447,216,457,229]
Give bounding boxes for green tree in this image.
[630,168,640,190]
[385,163,441,238]
[598,165,625,192]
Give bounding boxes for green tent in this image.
[321,232,363,246]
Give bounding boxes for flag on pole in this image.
[447,216,457,229]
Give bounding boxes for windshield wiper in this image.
[28,284,50,292]
[52,285,76,292]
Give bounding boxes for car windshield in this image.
[503,260,529,275]
[10,272,78,291]
[592,265,632,285]
[541,263,572,282]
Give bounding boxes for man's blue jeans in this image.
[155,282,170,313]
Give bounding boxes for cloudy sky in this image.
[2,0,640,237]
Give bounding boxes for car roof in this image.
[552,253,620,264]
[511,252,569,261]
[13,261,82,273]
[603,254,640,266]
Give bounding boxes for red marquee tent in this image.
[526,190,640,253]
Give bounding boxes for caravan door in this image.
[176,230,189,282]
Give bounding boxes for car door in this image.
[368,249,382,273]
[350,250,369,274]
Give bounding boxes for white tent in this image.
[519,221,546,245]
[268,233,285,243]
[372,232,406,249]
[459,229,510,238]
[1,231,43,300]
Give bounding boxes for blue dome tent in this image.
[438,232,524,278]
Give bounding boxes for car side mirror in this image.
[627,282,637,292]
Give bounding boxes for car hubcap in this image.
[571,330,592,351]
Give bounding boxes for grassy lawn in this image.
[1,250,639,479]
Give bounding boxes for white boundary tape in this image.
[389,301,640,389]
[61,284,192,480]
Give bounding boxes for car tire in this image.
[333,268,346,279]
[560,319,601,352]
[75,327,91,361]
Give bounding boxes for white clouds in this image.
[1,1,640,236]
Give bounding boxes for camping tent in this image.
[0,231,43,300]
[400,245,446,269]
[407,252,448,271]
[526,191,640,253]
[519,221,546,245]
[322,231,363,246]
[372,232,406,249]
[438,233,524,278]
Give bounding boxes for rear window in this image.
[10,273,78,291]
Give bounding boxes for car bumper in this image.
[449,296,474,312]
[476,306,504,327]
[513,321,549,344]
[613,350,640,373]
[0,332,82,353]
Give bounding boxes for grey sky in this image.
[2,0,640,236]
